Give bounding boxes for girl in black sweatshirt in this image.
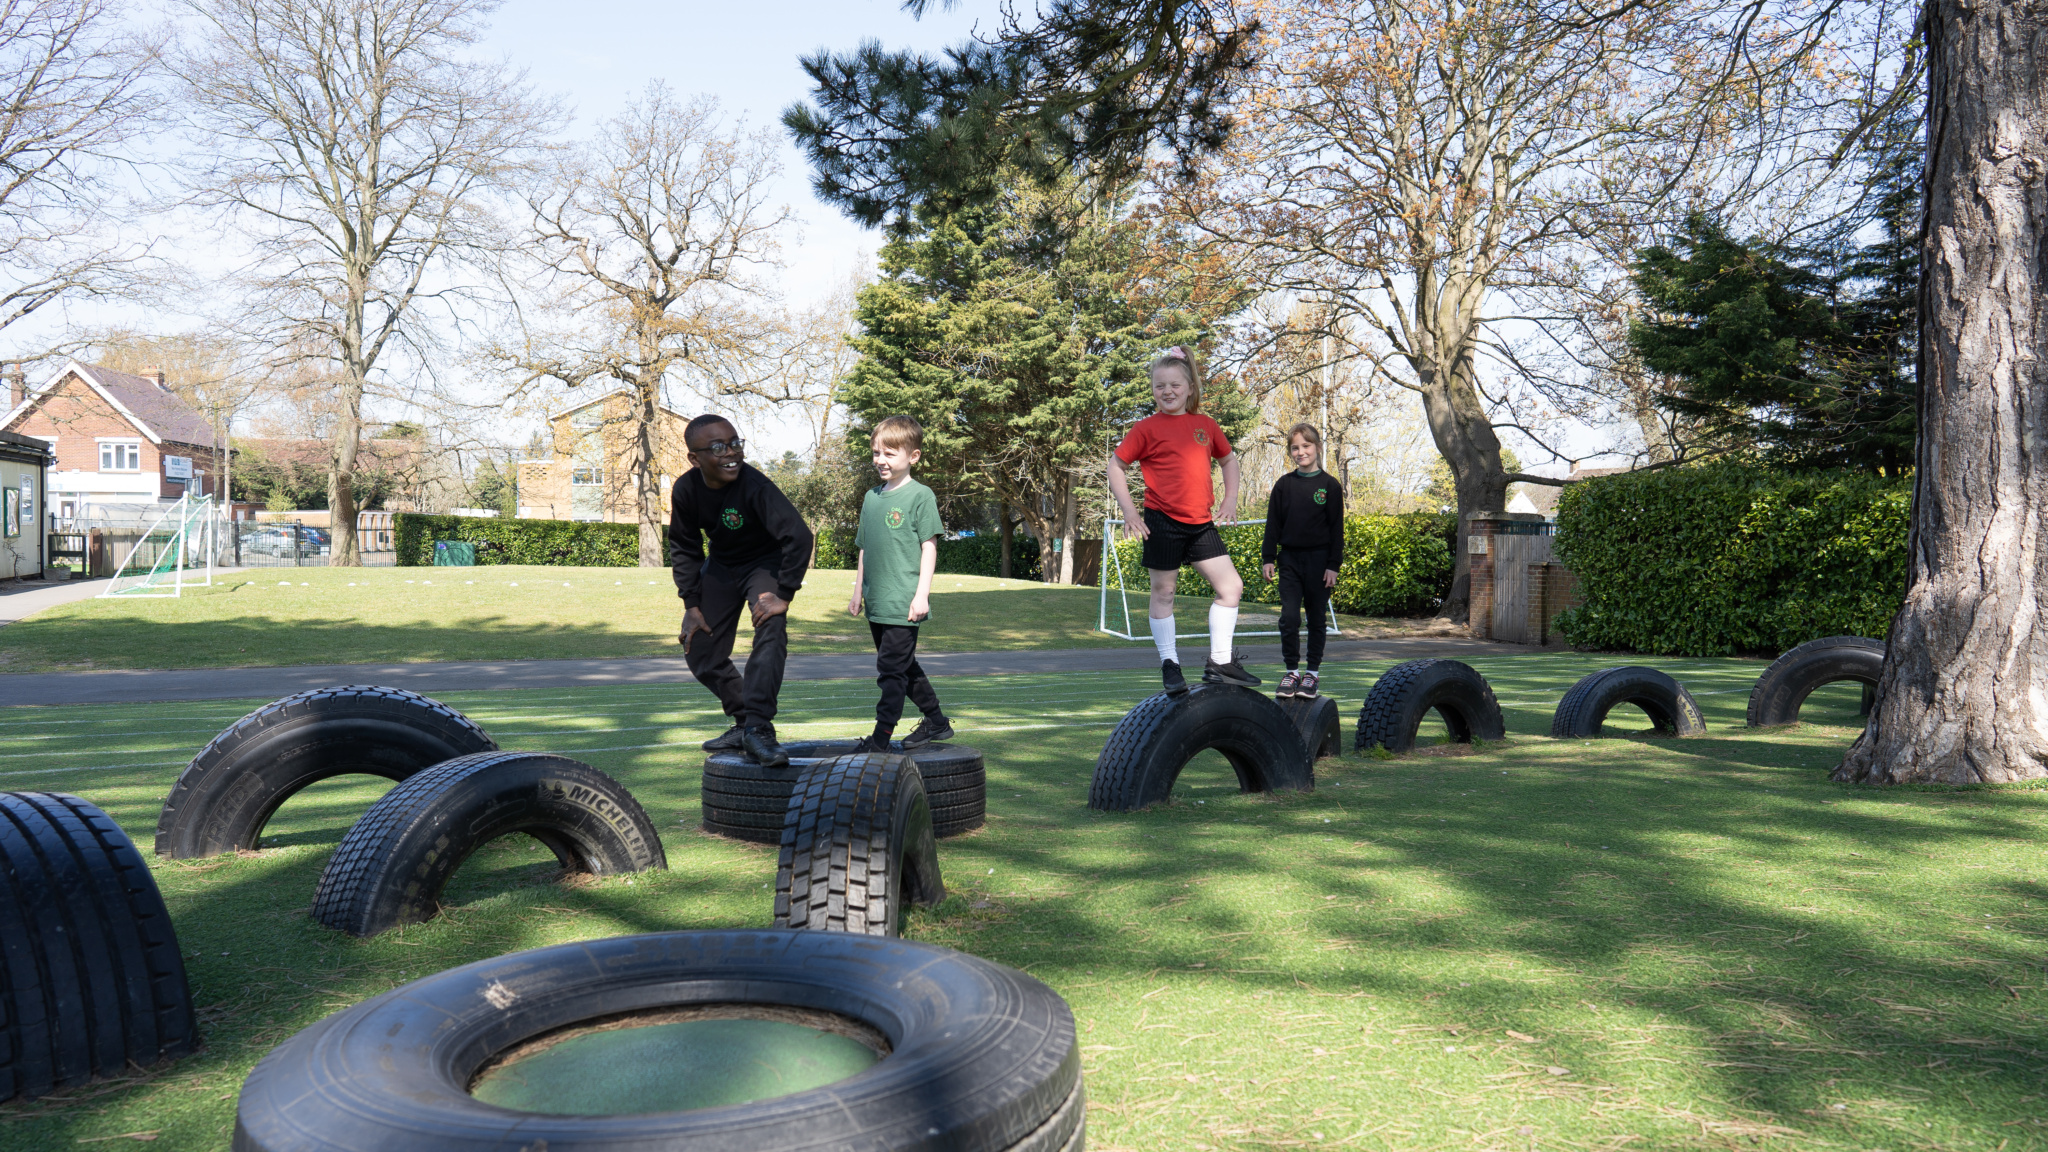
[1260,423,1345,697]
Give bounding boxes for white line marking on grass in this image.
[0,760,188,779]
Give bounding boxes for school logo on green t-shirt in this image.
[721,507,744,530]
[1313,488,1327,505]
[886,508,906,528]
[1192,429,1209,446]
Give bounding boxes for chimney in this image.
[4,365,22,410]
[141,364,166,389]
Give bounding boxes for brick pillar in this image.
[1465,515,1500,640]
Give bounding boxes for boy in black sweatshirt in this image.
[669,414,814,767]
[1260,422,1345,697]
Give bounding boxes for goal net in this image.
[1096,517,1344,641]
[102,494,226,598]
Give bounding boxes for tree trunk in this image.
[328,376,363,566]
[1055,483,1078,585]
[1836,0,2048,785]
[1624,371,1674,464]
[1422,352,1510,621]
[998,501,1013,578]
[628,377,665,567]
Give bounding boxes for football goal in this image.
[102,494,226,598]
[1095,516,1344,641]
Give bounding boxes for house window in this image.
[570,466,604,486]
[99,440,140,471]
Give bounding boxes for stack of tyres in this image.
[706,741,985,843]
[2,792,198,1102]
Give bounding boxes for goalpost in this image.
[1096,516,1345,641]
[102,494,224,598]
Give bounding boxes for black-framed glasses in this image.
[694,438,745,456]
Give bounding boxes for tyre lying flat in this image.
[1354,659,1506,754]
[1551,667,1706,738]
[2,791,198,1103]
[1747,636,1885,727]
[155,685,497,859]
[776,752,944,937]
[231,930,1082,1152]
[311,752,666,938]
[705,741,984,843]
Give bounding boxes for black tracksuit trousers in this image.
[684,562,789,728]
[870,621,943,732]
[1276,548,1331,670]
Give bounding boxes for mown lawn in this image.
[0,566,1402,673]
[1,653,2044,1150]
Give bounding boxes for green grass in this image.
[2,653,2045,1150]
[0,566,1400,673]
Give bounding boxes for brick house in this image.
[0,360,233,519]
[516,391,691,522]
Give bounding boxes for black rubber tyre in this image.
[706,741,984,843]
[1747,636,1886,727]
[1,792,198,1103]
[154,685,497,859]
[775,753,944,938]
[311,752,666,938]
[231,929,1080,1152]
[1354,659,1507,754]
[1551,667,1707,738]
[1089,684,1313,812]
[1280,695,1342,759]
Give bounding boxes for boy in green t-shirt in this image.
[846,415,953,752]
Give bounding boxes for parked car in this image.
[238,525,330,558]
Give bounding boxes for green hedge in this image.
[394,513,639,567]
[1106,513,1454,616]
[1553,462,1910,656]
[815,527,1047,580]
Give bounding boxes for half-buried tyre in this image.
[1747,636,1886,727]
[1354,659,1506,754]
[155,685,497,859]
[706,741,984,843]
[1551,667,1706,738]
[1280,695,1341,760]
[230,929,1083,1152]
[1090,684,1313,812]
[311,752,666,938]
[2,792,198,1103]
[776,753,944,938]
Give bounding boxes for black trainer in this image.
[901,715,954,748]
[701,723,745,752]
[741,724,789,768]
[1202,656,1261,688]
[850,734,893,753]
[1161,659,1189,696]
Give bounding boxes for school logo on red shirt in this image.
[1192,429,1209,446]
[886,508,906,529]
[721,507,744,530]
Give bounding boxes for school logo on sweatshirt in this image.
[886,508,906,529]
[1313,488,1327,505]
[1192,429,1209,446]
[721,507,744,530]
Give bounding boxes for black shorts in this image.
[1141,509,1227,571]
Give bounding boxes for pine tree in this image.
[840,170,1239,582]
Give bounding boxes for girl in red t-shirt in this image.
[1108,347,1259,695]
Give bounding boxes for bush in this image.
[814,527,1048,581]
[1105,513,1454,617]
[394,514,639,567]
[1552,462,1910,656]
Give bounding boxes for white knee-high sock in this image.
[1149,614,1177,663]
[1209,604,1238,663]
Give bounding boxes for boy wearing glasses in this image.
[669,414,814,767]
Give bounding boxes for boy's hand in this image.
[1323,569,1339,589]
[1124,514,1150,541]
[1261,562,1275,581]
[847,592,862,617]
[679,606,710,650]
[909,594,930,622]
[750,592,789,628]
